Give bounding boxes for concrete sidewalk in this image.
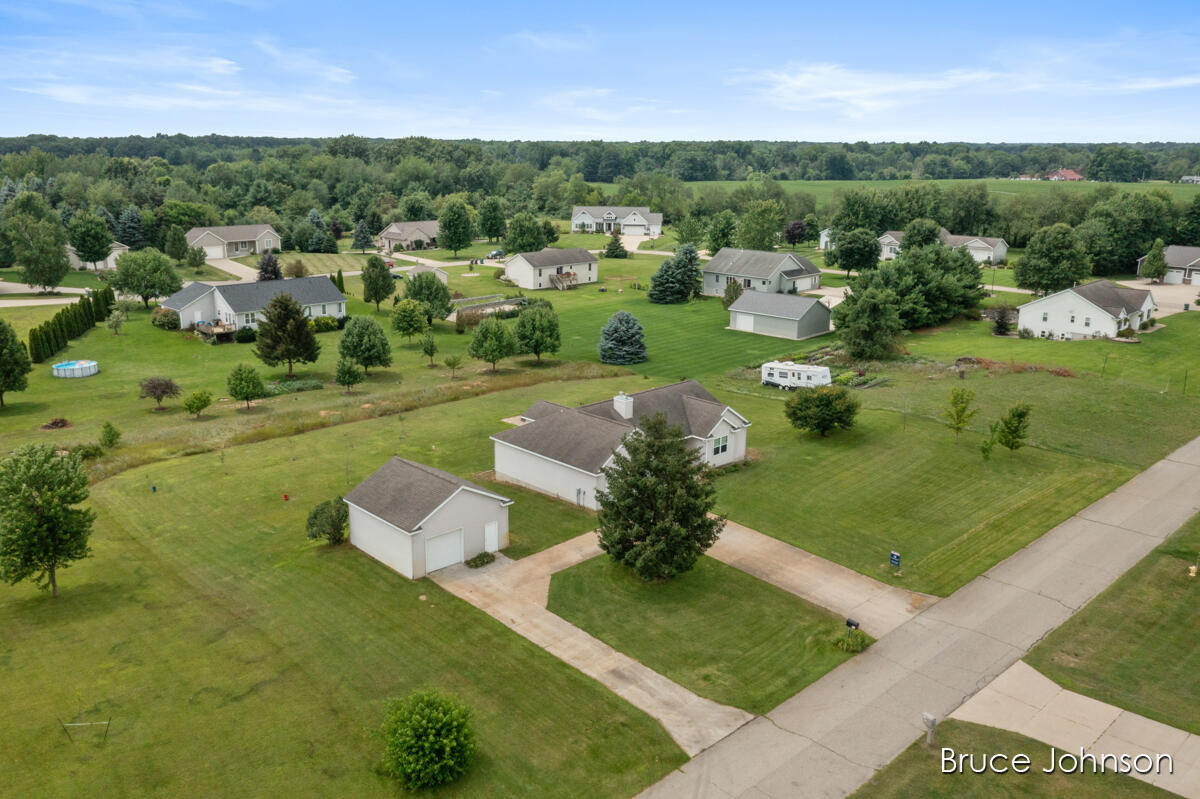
[953,661,1200,797]
[708,521,937,638]
[432,534,753,756]
[640,435,1200,798]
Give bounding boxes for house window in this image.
[1084,317,1091,327]
[244,312,255,325]
[265,239,273,249]
[1042,312,1048,322]
[321,304,327,314]
[305,306,312,317]
[1070,314,1076,324]
[743,278,751,288]
[713,435,729,456]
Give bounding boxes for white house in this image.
[701,248,822,296]
[160,275,346,330]
[760,361,831,389]
[67,240,129,270]
[344,457,513,579]
[728,292,831,340]
[376,220,439,251]
[570,206,663,237]
[818,228,834,250]
[504,247,598,290]
[492,381,750,510]
[185,224,280,259]
[1137,245,1200,285]
[1016,280,1156,339]
[878,228,1008,263]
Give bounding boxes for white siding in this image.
[1017,292,1119,339]
[493,440,604,510]
[348,503,416,579]
[698,418,747,468]
[504,254,597,290]
[177,292,218,327]
[420,489,510,572]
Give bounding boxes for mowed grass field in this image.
[0,384,688,798]
[1025,512,1200,735]
[548,556,858,713]
[850,720,1171,798]
[234,251,374,274]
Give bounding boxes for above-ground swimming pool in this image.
[52,360,99,378]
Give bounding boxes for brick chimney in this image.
[613,391,634,420]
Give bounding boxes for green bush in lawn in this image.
[380,690,475,790]
[784,385,860,437]
[98,421,121,449]
[305,497,348,544]
[832,628,870,653]
[311,315,339,333]
[151,307,180,330]
[182,390,213,418]
[234,326,257,343]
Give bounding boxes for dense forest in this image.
[2,135,1199,283]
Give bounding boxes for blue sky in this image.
[2,0,1199,141]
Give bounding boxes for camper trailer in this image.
[760,361,831,390]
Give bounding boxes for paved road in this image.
[953,661,1200,797]
[640,435,1200,798]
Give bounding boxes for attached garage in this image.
[623,223,645,235]
[203,244,224,259]
[345,457,512,580]
[727,292,831,340]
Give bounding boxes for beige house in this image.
[571,206,663,236]
[504,247,598,290]
[67,240,128,270]
[376,220,440,251]
[878,227,1008,263]
[186,224,279,259]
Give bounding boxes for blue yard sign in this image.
[890,551,901,568]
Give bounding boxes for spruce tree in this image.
[253,294,321,377]
[351,219,373,252]
[115,204,146,250]
[0,320,32,407]
[598,310,647,364]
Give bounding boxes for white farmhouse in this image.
[185,224,280,259]
[345,457,513,579]
[504,247,598,290]
[878,228,1008,263]
[571,206,663,237]
[67,240,128,270]
[701,248,822,296]
[760,361,831,389]
[160,275,346,330]
[1016,280,1156,339]
[491,381,750,510]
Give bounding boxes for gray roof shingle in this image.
[1154,245,1200,269]
[185,224,278,245]
[344,457,510,532]
[521,400,569,420]
[576,380,731,437]
[1070,280,1154,317]
[512,247,598,268]
[492,407,630,473]
[160,282,215,311]
[378,220,439,241]
[571,206,664,226]
[728,291,827,321]
[161,276,345,314]
[703,249,810,279]
[882,228,1006,249]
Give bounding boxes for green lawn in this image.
[1024,512,1200,735]
[0,267,107,290]
[850,720,1171,798]
[548,556,857,713]
[407,233,609,263]
[0,396,685,797]
[235,252,372,274]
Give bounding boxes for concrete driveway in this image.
[206,258,258,282]
[1119,277,1199,318]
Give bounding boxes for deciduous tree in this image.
[437,198,473,256]
[419,331,438,365]
[227,363,266,409]
[335,357,363,392]
[706,209,737,254]
[514,303,560,362]
[478,197,506,242]
[138,376,181,409]
[361,254,394,311]
[943,387,978,443]
[306,497,349,544]
[338,316,392,373]
[597,412,724,581]
[736,199,785,251]
[7,215,69,291]
[784,219,807,248]
[443,354,463,378]
[183,389,213,418]
[1140,237,1168,283]
[826,227,881,276]
[721,279,743,309]
[110,248,182,306]
[504,211,547,254]
[391,299,428,342]
[784,385,860,437]
[68,211,113,270]
[164,225,188,261]
[403,271,452,323]
[1013,223,1090,294]
[467,315,516,371]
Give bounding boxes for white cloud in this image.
[253,38,355,84]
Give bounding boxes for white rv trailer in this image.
[760,361,831,390]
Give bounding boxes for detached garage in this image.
[344,457,512,579]
[727,292,831,340]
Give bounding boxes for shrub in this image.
[138,376,181,409]
[336,314,350,330]
[493,267,506,281]
[151,307,180,330]
[306,497,348,544]
[833,628,870,653]
[183,389,213,418]
[1140,318,1155,330]
[98,421,121,449]
[380,691,475,790]
[266,378,323,396]
[1118,326,1136,338]
[312,315,339,333]
[68,442,106,460]
[1017,327,1035,339]
[784,385,860,436]
[283,259,308,278]
[465,551,495,568]
[234,326,257,343]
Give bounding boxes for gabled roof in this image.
[780,257,820,277]
[703,248,805,279]
[345,457,511,533]
[728,291,828,321]
[571,206,664,225]
[378,220,440,241]
[160,281,215,311]
[577,380,738,438]
[185,224,278,245]
[1149,245,1200,269]
[162,275,345,314]
[1047,168,1084,180]
[521,399,569,420]
[881,228,1006,250]
[1069,280,1154,317]
[492,406,629,473]
[512,247,598,268]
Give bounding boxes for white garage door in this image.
[425,529,463,573]
[733,312,754,331]
[623,224,645,235]
[203,244,224,259]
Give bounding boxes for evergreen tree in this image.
[361,255,395,311]
[351,219,373,252]
[68,212,114,269]
[114,204,145,249]
[995,402,1032,453]
[831,286,903,360]
[335,268,345,292]
[27,328,42,365]
[164,225,188,261]
[603,230,628,258]
[253,294,321,376]
[227,363,267,408]
[514,304,561,362]
[0,444,96,596]
[478,197,506,242]
[466,315,516,371]
[257,250,282,281]
[0,320,32,407]
[404,271,452,323]
[438,198,474,256]
[596,412,724,581]
[185,246,206,272]
[721,279,743,309]
[649,244,705,304]
[306,208,325,230]
[1139,238,1168,283]
[598,310,647,364]
[338,316,392,373]
[390,299,428,343]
